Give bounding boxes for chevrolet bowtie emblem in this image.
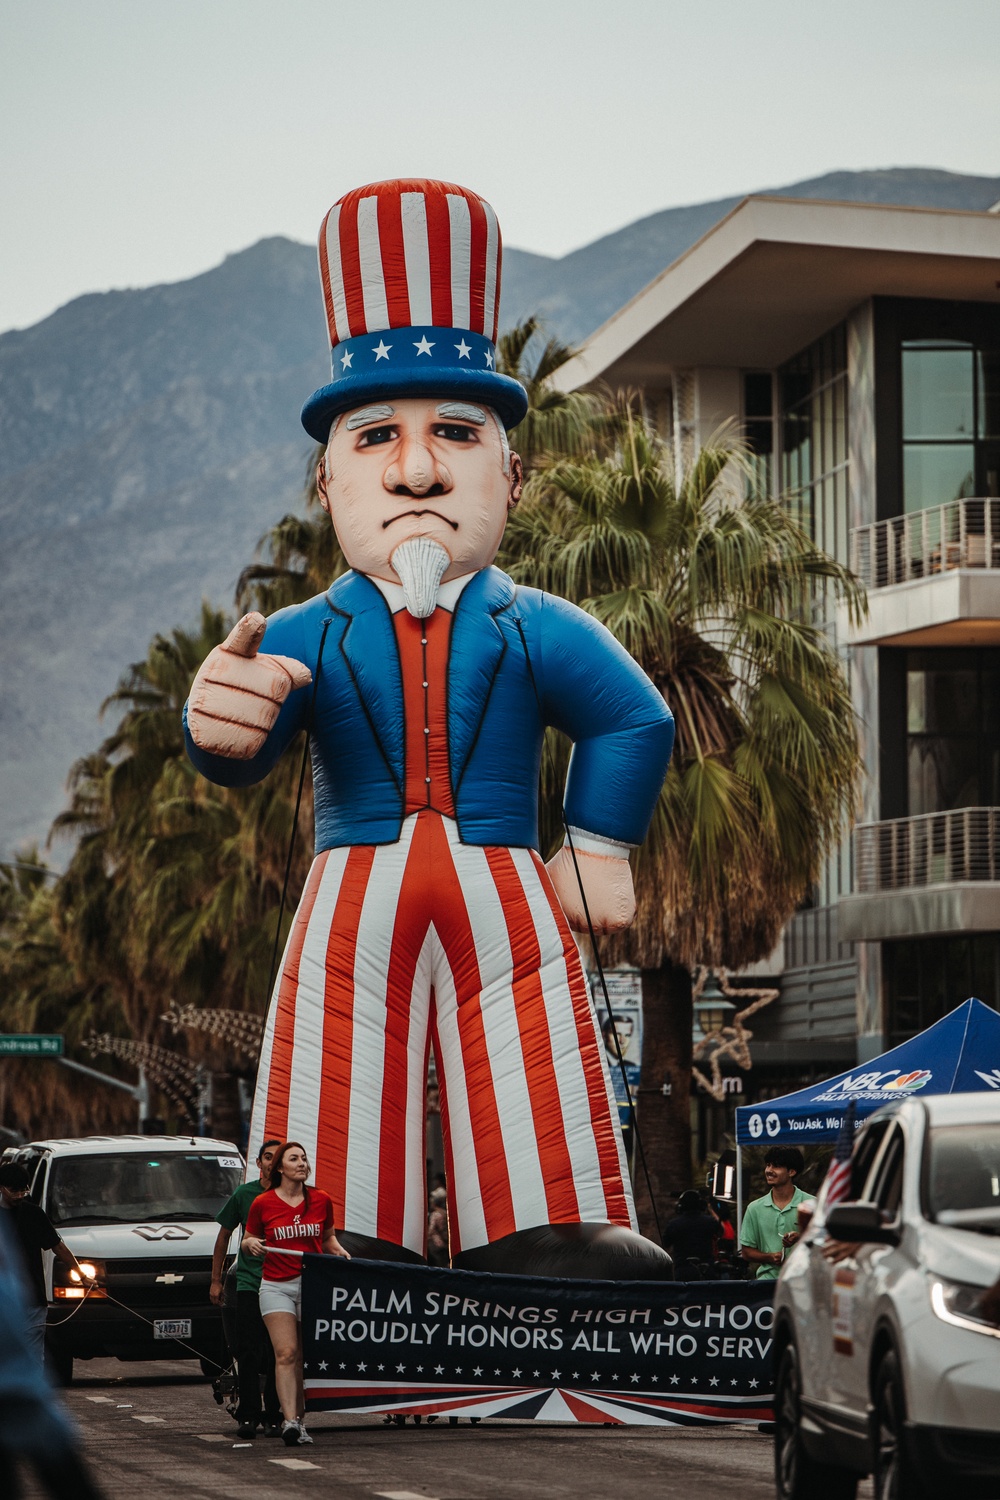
[155,1273,185,1284]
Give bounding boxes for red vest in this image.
[392,608,456,817]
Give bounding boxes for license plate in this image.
[153,1318,192,1339]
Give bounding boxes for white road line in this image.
[131,1414,165,1424]
[376,1493,442,1499]
[270,1457,322,1470]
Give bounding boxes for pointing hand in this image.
[187,613,313,760]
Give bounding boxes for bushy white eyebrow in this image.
[436,402,487,425]
[346,404,397,430]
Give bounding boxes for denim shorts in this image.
[259,1276,301,1320]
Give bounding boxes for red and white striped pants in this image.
[248,810,635,1256]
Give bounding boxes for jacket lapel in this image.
[448,568,517,792]
[327,572,404,795]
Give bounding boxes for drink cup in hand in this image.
[187,612,312,760]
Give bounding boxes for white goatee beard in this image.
[390,537,451,619]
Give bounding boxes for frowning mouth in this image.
[383,509,459,531]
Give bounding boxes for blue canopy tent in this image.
[732,998,1000,1227]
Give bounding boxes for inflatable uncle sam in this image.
[185,179,675,1278]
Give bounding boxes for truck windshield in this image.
[47,1152,244,1226]
[925,1124,1000,1232]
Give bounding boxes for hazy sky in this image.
[2,0,998,334]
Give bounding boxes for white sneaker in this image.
[297,1423,314,1445]
[281,1419,302,1447]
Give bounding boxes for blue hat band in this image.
[300,326,529,442]
[327,327,497,384]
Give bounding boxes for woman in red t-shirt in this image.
[244,1141,349,1447]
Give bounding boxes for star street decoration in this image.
[690,967,779,1103]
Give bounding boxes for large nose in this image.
[383,427,452,497]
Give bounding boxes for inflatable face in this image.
[316,397,522,584]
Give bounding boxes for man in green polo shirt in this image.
[210,1140,280,1437]
[740,1146,814,1281]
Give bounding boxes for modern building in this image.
[556,196,1000,1113]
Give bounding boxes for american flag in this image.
[824,1101,857,1207]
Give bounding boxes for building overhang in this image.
[845,571,1000,647]
[839,884,1000,943]
[555,196,1000,390]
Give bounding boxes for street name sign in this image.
[0,1034,64,1056]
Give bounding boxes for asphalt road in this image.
[17,1357,877,1500]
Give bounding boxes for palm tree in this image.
[237,449,348,616]
[1,608,318,1136]
[499,405,865,1228]
[497,316,609,474]
[0,853,132,1138]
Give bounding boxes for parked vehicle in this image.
[1,1135,244,1384]
[772,1093,1000,1499]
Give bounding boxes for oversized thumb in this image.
[223,613,267,657]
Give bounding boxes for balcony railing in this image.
[854,808,1000,894]
[851,498,1000,591]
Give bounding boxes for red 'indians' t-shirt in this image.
[245,1187,334,1282]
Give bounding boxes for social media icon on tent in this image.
[766,1113,781,1137]
[749,1113,763,1138]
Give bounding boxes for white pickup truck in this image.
[2,1134,244,1384]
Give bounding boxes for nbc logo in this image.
[974,1068,1000,1090]
[881,1070,932,1093]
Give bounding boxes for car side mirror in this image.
[826,1201,901,1246]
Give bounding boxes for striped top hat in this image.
[301,178,528,443]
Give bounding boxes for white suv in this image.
[2,1134,244,1384]
[772,1093,1000,1500]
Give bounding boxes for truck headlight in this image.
[930,1278,1000,1339]
[53,1259,106,1299]
[69,1261,101,1283]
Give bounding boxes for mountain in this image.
[3,168,999,855]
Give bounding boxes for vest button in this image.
[422,681,428,688]
[424,727,430,735]
[425,777,432,784]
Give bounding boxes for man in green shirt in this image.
[211,1140,280,1437]
[740,1146,814,1281]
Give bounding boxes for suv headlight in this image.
[53,1258,106,1299]
[930,1278,1000,1339]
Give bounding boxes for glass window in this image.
[907,738,980,814]
[907,667,977,734]
[851,1119,892,1199]
[903,444,975,512]
[902,346,974,438]
[744,372,772,418]
[924,1123,1000,1219]
[978,351,1000,439]
[46,1153,243,1226]
[885,935,1000,1042]
[905,651,1000,814]
[868,1127,905,1217]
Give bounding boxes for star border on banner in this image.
[340,349,354,370]
[455,339,472,360]
[372,340,392,361]
[484,349,494,368]
[414,335,435,356]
